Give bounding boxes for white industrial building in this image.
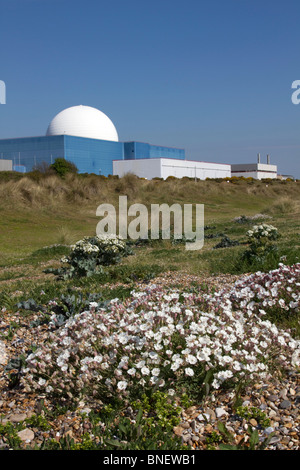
[231,163,278,179]
[113,158,231,180]
[231,154,277,180]
[0,159,12,171]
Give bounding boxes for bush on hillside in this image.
[50,158,78,177]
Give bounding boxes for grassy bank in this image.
[0,171,299,264]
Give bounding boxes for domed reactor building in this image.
[0,105,233,179]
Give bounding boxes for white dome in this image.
[46,105,119,141]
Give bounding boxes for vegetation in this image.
[0,172,299,450]
[50,158,78,177]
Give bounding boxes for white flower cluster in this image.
[95,234,127,253]
[60,234,128,264]
[70,238,100,254]
[23,263,300,402]
[206,263,299,318]
[246,224,278,241]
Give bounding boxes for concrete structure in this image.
[0,159,12,171]
[114,158,231,180]
[231,163,277,179]
[231,154,277,179]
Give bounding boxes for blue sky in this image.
[1,0,300,177]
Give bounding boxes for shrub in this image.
[50,158,78,177]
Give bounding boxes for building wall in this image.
[113,158,163,179]
[0,159,13,171]
[231,163,277,179]
[124,142,185,160]
[0,136,184,176]
[0,136,65,172]
[64,135,124,175]
[231,171,278,179]
[160,159,231,179]
[113,158,231,180]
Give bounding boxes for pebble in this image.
[249,419,258,426]
[242,400,251,407]
[280,400,292,410]
[17,429,35,442]
[280,389,288,400]
[0,341,7,366]
[9,413,27,422]
[215,407,228,418]
[268,394,279,402]
[269,436,281,444]
[173,426,185,437]
[264,427,275,435]
[181,433,192,443]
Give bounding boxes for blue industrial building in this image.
[0,105,185,175]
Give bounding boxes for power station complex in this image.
[0,105,280,180]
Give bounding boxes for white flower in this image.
[94,355,103,363]
[89,302,98,309]
[141,366,150,376]
[117,380,128,390]
[185,368,194,376]
[136,360,146,369]
[186,354,197,365]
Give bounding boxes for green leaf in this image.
[249,428,259,449]
[217,421,234,442]
[219,443,239,450]
[104,439,122,447]
[136,408,143,425]
[118,423,129,436]
[203,368,214,396]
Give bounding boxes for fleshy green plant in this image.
[242,223,279,263]
[44,234,133,279]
